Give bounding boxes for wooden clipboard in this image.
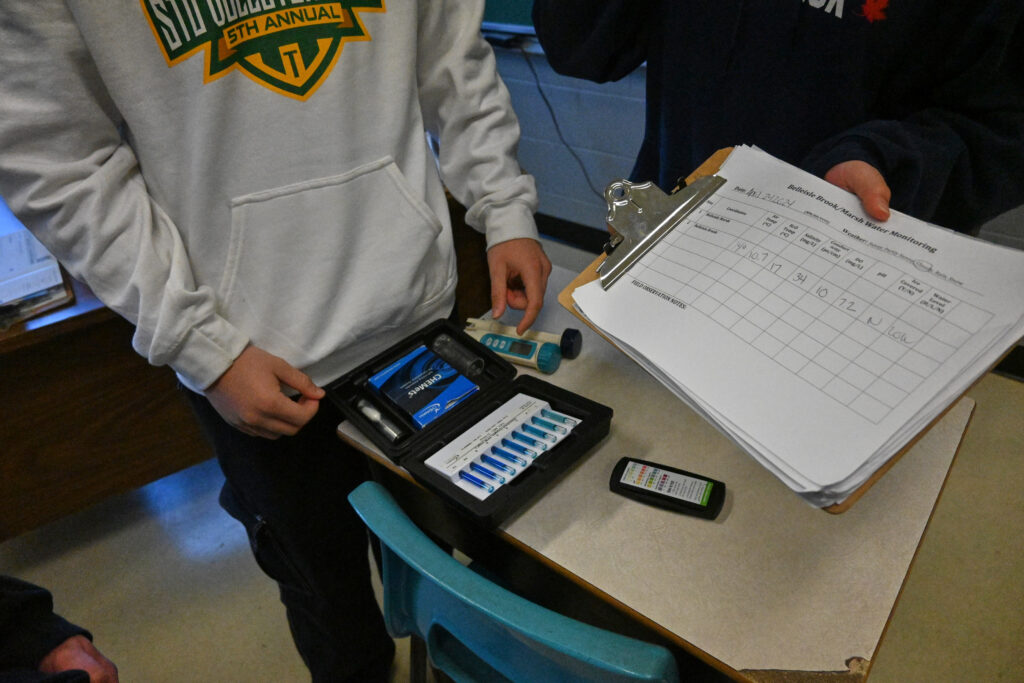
[556,147,732,318]
[556,148,975,513]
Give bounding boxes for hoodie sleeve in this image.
[801,2,1024,233]
[414,0,541,249]
[532,0,651,83]
[0,3,248,391]
[0,576,90,673]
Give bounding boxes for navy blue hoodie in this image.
[0,576,90,682]
[533,0,1024,233]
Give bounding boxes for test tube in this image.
[470,461,505,484]
[541,408,578,427]
[532,416,567,434]
[511,430,547,451]
[481,453,517,475]
[501,438,538,459]
[356,398,405,442]
[459,470,494,493]
[522,423,557,442]
[490,446,527,467]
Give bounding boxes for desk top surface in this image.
[0,278,110,353]
[341,265,1019,678]
[509,266,977,675]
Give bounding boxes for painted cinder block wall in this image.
[492,43,1024,250]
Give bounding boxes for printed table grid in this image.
[633,194,995,423]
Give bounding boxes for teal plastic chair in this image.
[348,481,680,683]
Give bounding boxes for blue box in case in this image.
[368,344,478,428]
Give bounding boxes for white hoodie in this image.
[0,1,539,391]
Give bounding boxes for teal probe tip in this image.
[536,341,562,374]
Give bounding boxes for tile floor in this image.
[1,238,1022,682]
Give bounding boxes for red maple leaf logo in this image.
[860,0,889,22]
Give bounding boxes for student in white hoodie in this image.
[0,2,550,680]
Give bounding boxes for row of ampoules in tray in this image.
[425,395,579,500]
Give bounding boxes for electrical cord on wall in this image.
[515,44,606,201]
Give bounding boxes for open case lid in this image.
[325,318,613,526]
[325,319,518,463]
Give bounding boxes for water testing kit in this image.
[326,319,612,527]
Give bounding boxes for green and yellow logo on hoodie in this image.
[140,0,385,100]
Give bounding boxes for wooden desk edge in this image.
[337,424,748,679]
[0,278,113,353]
[340,421,896,681]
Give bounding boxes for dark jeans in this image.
[184,389,394,682]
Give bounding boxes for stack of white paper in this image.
[573,146,1024,506]
[1,201,63,307]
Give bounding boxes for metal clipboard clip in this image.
[598,174,726,289]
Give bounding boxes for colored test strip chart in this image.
[424,394,579,499]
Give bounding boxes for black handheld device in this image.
[609,457,725,519]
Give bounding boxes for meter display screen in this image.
[508,339,532,355]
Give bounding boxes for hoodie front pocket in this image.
[220,157,452,365]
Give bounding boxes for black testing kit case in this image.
[325,319,612,527]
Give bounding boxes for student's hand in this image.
[206,345,324,439]
[487,238,552,334]
[39,635,119,683]
[824,160,892,222]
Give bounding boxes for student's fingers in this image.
[278,364,325,401]
[207,346,321,438]
[222,393,317,439]
[824,160,891,221]
[487,238,552,332]
[259,393,321,437]
[39,636,119,683]
[515,259,550,333]
[488,257,509,320]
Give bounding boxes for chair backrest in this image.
[348,481,680,683]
